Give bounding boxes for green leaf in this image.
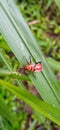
[28,119,37,130]
[54,0,60,9]
[0,69,30,81]
[0,0,60,109]
[0,95,16,125]
[47,57,60,72]
[46,0,53,9]
[0,79,60,126]
[0,49,25,89]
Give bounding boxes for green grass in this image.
[0,79,60,126]
[0,0,60,129]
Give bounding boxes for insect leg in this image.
[26,56,31,64]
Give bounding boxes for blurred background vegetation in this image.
[0,0,60,130]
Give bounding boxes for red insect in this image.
[24,60,43,72]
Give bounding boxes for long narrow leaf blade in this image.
[0,0,60,108]
[54,0,60,9]
[0,79,60,126]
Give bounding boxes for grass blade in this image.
[0,0,60,108]
[0,79,60,126]
[0,69,30,81]
[54,0,60,9]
